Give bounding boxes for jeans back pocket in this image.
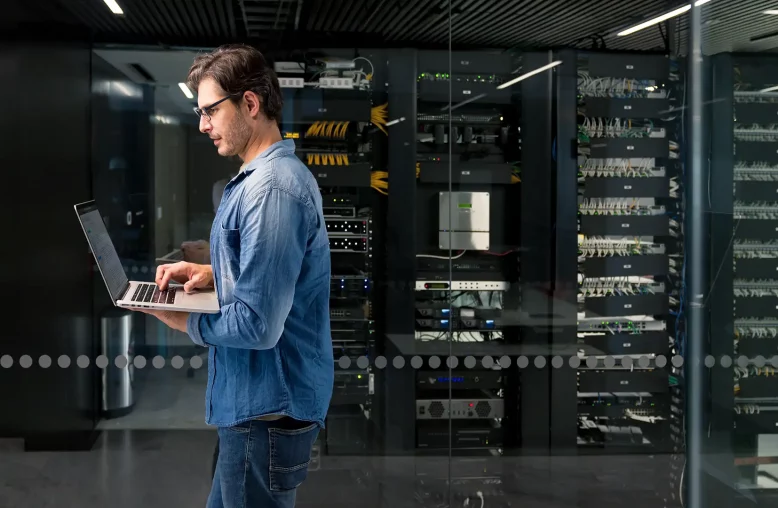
[268,423,320,491]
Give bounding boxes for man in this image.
[141,44,333,508]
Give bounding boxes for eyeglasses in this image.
[193,93,242,121]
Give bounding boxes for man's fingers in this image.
[155,265,168,287]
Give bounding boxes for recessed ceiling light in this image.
[764,9,778,14]
[617,0,712,37]
[103,0,124,15]
[178,83,194,99]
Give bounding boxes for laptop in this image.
[74,200,219,314]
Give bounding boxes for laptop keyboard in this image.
[130,283,177,305]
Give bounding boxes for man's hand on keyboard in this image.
[156,262,214,293]
[181,240,210,264]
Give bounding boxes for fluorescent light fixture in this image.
[765,9,778,14]
[103,0,124,15]
[759,85,778,93]
[178,83,194,99]
[496,61,562,90]
[618,0,712,36]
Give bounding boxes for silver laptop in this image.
[75,200,219,314]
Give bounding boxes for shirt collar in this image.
[241,139,296,175]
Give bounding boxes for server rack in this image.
[556,50,684,467]
[280,51,388,456]
[380,49,558,507]
[709,53,778,508]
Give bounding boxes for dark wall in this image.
[0,42,98,448]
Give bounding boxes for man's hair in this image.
[187,44,283,122]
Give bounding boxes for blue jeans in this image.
[207,417,320,508]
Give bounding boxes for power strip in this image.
[279,77,304,88]
[320,77,354,89]
[415,280,510,291]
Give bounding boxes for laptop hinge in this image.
[119,282,132,301]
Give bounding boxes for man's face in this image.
[197,77,251,158]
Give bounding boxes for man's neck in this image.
[240,123,283,164]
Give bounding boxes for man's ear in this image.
[243,91,262,118]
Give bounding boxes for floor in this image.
[0,427,676,508]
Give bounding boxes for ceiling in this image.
[8,0,778,54]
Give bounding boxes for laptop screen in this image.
[75,202,129,301]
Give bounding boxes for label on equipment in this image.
[626,65,634,69]
[623,105,632,110]
[621,223,630,228]
[620,380,629,385]
[463,90,471,95]
[623,264,632,269]
[627,145,635,150]
[624,185,632,190]
[623,343,632,348]
[624,304,632,309]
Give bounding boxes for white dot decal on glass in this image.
[603,356,616,369]
[134,356,147,369]
[446,356,458,369]
[428,356,441,369]
[638,356,650,368]
[482,356,494,369]
[622,357,633,369]
[754,356,766,368]
[141,265,148,273]
[132,266,138,273]
[499,356,511,368]
[464,356,476,369]
[517,356,529,369]
[1,355,12,368]
[356,356,369,369]
[19,355,32,369]
[704,356,715,368]
[338,356,351,369]
[77,355,90,368]
[152,356,165,369]
[375,356,387,369]
[770,356,778,368]
[393,356,405,369]
[569,356,581,368]
[551,356,563,369]
[721,355,732,368]
[586,356,598,369]
[115,355,128,369]
[190,356,203,369]
[534,356,546,369]
[737,356,749,369]
[39,355,52,369]
[96,355,108,369]
[171,356,184,369]
[410,356,423,369]
[656,355,667,368]
[672,355,684,368]
[58,355,71,368]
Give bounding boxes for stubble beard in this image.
[221,112,252,158]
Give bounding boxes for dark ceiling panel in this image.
[8,0,776,55]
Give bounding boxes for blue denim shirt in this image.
[186,139,333,428]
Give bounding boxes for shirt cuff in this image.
[186,312,208,347]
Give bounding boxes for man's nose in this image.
[199,115,211,134]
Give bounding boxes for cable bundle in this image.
[371,170,388,195]
[305,153,350,166]
[371,103,388,135]
[305,121,350,139]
